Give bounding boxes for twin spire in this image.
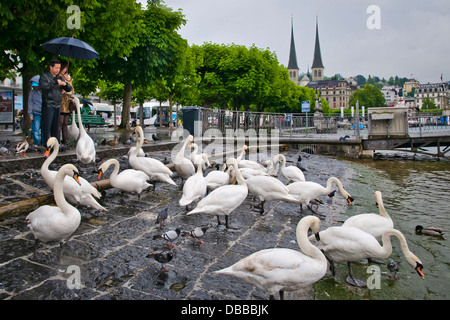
[288,14,324,83]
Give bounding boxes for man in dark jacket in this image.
[39,59,72,145]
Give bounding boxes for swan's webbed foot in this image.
[368,258,384,264]
[251,201,265,215]
[346,275,366,287]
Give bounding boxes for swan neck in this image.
[53,169,75,214]
[107,159,120,179]
[376,194,389,218]
[327,177,344,193]
[381,229,411,257]
[296,218,325,260]
[76,102,85,134]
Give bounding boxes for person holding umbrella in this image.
[58,62,74,145]
[39,59,72,144]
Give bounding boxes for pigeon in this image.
[153,228,181,247]
[183,225,210,244]
[152,134,160,142]
[155,208,168,227]
[387,259,400,280]
[146,250,174,272]
[0,146,10,156]
[339,135,350,141]
[101,138,107,146]
[415,225,444,238]
[296,155,307,172]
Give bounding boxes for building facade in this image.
[307,79,353,109]
[414,82,449,109]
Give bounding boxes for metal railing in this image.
[194,108,449,139]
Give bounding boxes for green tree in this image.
[97,2,185,129]
[421,97,436,110]
[0,0,143,133]
[349,84,386,109]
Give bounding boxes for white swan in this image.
[273,153,305,183]
[236,145,267,172]
[74,97,96,165]
[27,164,82,257]
[179,162,207,210]
[98,158,152,197]
[190,143,211,171]
[187,158,247,229]
[287,177,354,213]
[205,164,231,192]
[42,137,105,211]
[129,126,176,187]
[174,134,195,185]
[246,175,298,214]
[214,216,327,300]
[67,110,79,141]
[309,226,425,287]
[342,191,393,241]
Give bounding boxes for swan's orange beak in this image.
[44,147,51,157]
[347,196,354,205]
[73,171,81,186]
[97,169,103,180]
[416,263,424,279]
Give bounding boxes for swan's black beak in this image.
[315,232,320,241]
[415,262,424,279]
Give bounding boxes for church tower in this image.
[287,15,299,85]
[311,16,324,81]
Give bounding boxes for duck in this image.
[41,137,105,211]
[173,134,195,186]
[26,164,82,259]
[205,164,232,192]
[129,126,176,188]
[190,143,211,171]
[74,97,96,165]
[106,136,119,149]
[273,153,305,183]
[179,161,207,210]
[214,216,327,300]
[415,225,444,237]
[187,158,247,229]
[67,110,79,140]
[97,158,152,198]
[15,135,32,156]
[246,175,298,214]
[309,227,425,287]
[287,177,354,214]
[342,191,393,241]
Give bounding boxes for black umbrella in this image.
[41,36,98,65]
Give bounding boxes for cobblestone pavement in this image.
[0,139,354,300]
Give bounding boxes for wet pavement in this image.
[0,127,355,300]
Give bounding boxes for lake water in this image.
[314,155,450,300]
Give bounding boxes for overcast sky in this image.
[151,0,450,84]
